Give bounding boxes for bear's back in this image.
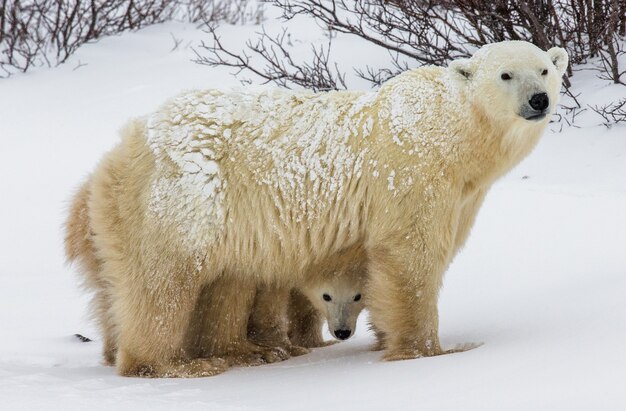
[142,87,377,256]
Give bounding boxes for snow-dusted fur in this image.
[65,41,568,377]
[65,180,367,370]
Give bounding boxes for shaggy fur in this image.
[66,180,367,371]
[65,41,568,377]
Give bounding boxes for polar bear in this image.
[66,41,568,377]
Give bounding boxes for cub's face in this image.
[449,41,569,124]
[302,276,365,341]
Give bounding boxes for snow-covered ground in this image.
[1,12,625,411]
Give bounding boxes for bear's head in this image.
[301,271,365,341]
[449,41,568,125]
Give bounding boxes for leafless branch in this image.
[590,98,626,127]
[194,24,346,91]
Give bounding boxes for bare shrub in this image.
[199,0,626,91]
[597,33,626,85]
[0,0,260,77]
[181,0,264,25]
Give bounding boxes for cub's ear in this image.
[547,47,569,76]
[449,58,473,81]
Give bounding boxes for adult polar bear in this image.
[71,41,568,377]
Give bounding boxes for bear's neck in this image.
[458,103,546,189]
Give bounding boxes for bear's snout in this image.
[529,92,549,112]
[334,329,352,340]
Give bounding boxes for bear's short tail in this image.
[64,179,99,275]
[65,181,91,262]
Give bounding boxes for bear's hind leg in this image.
[112,260,228,378]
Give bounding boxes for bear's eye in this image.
[501,73,512,80]
[323,293,332,302]
[541,69,548,76]
[353,294,362,302]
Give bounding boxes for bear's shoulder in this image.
[377,66,455,110]
[374,66,462,140]
[383,66,448,89]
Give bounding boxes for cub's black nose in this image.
[529,92,549,111]
[334,329,352,340]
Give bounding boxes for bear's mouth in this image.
[520,105,549,121]
[523,112,547,121]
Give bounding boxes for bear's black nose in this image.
[334,329,352,340]
[529,92,549,111]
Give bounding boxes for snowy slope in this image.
[1,15,625,411]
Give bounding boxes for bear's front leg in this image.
[366,245,446,361]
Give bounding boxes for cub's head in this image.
[301,270,365,341]
[449,41,568,124]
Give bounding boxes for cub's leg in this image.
[288,290,336,348]
[248,286,310,357]
[366,243,446,361]
[187,277,290,366]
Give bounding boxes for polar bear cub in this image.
[247,245,367,353]
[294,275,365,344]
[289,245,367,347]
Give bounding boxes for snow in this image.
[1,12,626,411]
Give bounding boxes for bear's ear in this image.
[547,47,569,76]
[449,58,473,81]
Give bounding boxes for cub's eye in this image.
[541,69,548,76]
[353,294,362,302]
[323,293,332,302]
[501,73,512,80]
